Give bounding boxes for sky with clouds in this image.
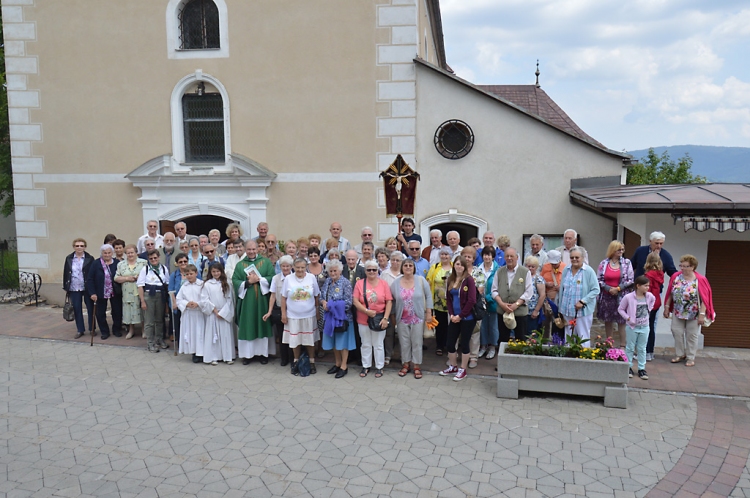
[439,0,750,153]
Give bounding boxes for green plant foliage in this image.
[626,148,707,185]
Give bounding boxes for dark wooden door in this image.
[160,220,176,236]
[704,240,750,348]
[623,227,641,263]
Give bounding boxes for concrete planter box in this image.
[496,343,630,408]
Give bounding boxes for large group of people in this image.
[62,220,716,382]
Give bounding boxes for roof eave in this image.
[414,58,630,160]
[425,0,448,71]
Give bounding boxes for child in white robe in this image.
[201,263,236,364]
[177,265,206,362]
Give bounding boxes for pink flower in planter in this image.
[605,348,628,362]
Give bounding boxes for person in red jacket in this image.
[643,252,664,362]
[439,256,477,382]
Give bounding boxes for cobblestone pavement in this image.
[0,335,714,498]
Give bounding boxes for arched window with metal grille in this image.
[179,0,220,50]
[182,85,225,163]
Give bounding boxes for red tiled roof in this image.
[478,85,606,149]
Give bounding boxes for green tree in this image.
[626,148,707,185]
[0,9,13,216]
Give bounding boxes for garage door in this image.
[704,241,750,348]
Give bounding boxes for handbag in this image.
[63,292,75,322]
[472,284,487,320]
[363,278,386,331]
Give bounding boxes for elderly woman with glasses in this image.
[426,246,453,356]
[86,244,120,340]
[664,255,716,367]
[320,259,356,378]
[115,244,147,340]
[596,240,634,348]
[352,260,393,378]
[558,248,600,340]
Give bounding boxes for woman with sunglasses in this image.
[558,248,599,340]
[352,260,393,378]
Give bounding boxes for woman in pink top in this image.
[596,241,634,348]
[352,260,393,378]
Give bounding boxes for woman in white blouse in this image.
[280,257,321,375]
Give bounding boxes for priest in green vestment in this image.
[232,240,276,364]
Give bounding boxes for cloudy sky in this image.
[440,0,750,153]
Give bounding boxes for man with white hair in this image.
[421,229,444,264]
[354,226,379,258]
[525,234,548,267]
[174,221,194,246]
[136,220,164,253]
[555,229,588,265]
[446,231,462,262]
[631,231,677,279]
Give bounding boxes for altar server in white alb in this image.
[177,264,207,363]
[201,263,235,365]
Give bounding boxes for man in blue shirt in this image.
[631,231,677,279]
[407,240,430,278]
[474,231,506,267]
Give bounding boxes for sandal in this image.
[374,369,383,378]
[398,364,410,377]
[436,349,443,356]
[671,356,686,363]
[685,360,695,367]
[359,368,369,378]
[413,366,422,379]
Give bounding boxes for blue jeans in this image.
[626,325,648,371]
[69,290,93,333]
[480,311,499,346]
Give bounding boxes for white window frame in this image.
[166,0,229,59]
[170,70,233,173]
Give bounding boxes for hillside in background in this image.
[627,145,750,183]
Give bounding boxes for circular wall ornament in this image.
[434,120,474,160]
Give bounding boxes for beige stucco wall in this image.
[26,0,385,175]
[14,0,398,287]
[414,64,625,261]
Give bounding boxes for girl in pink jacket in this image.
[618,275,655,380]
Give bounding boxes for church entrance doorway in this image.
[163,215,236,243]
[430,223,478,246]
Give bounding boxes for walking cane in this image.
[90,301,97,347]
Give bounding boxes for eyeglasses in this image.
[570,257,581,260]
[74,244,85,248]
[366,269,378,272]
[204,250,214,254]
[362,234,373,237]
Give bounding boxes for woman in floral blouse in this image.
[114,244,146,339]
[663,254,716,367]
[523,255,547,335]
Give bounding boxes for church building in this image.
[4,0,630,301]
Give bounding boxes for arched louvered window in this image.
[182,90,225,163]
[179,0,220,50]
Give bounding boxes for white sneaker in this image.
[478,347,487,358]
[486,348,496,360]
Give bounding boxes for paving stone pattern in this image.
[0,336,701,497]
